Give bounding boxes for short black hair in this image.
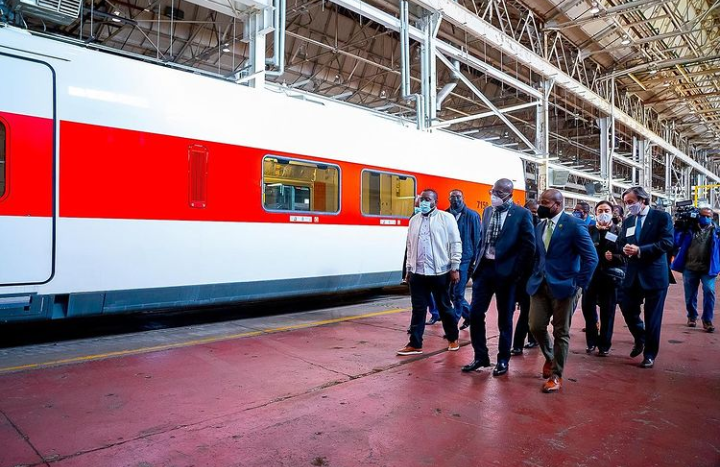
[577,202,591,213]
[525,199,539,209]
[622,186,650,205]
[421,188,438,201]
[613,205,624,216]
[595,200,613,212]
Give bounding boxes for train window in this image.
[361,170,416,218]
[263,156,340,213]
[0,121,5,198]
[188,145,208,208]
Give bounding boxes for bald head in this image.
[538,189,563,218]
[493,178,514,196]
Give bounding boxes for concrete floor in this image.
[0,280,718,467]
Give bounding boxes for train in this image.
[0,25,525,322]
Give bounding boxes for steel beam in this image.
[405,0,719,182]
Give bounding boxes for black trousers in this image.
[469,259,517,363]
[620,279,668,359]
[408,272,458,348]
[512,276,536,349]
[581,275,618,351]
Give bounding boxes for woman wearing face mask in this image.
[612,205,624,228]
[581,201,627,356]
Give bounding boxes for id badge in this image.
[625,226,636,238]
[605,232,618,242]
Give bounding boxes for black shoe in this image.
[461,358,492,372]
[586,345,597,354]
[459,319,471,330]
[426,317,439,325]
[598,349,610,357]
[630,343,644,358]
[640,357,654,368]
[492,361,508,377]
[524,342,538,349]
[510,348,523,356]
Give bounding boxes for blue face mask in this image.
[414,207,422,215]
[572,211,584,219]
[699,216,712,227]
[419,200,433,214]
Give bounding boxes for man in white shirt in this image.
[398,189,462,356]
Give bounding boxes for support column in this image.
[535,80,552,191]
[638,139,652,191]
[598,117,612,195]
[420,13,440,125]
[243,11,268,88]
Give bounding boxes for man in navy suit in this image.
[461,178,535,376]
[528,189,598,393]
[618,186,674,368]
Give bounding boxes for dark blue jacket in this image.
[446,205,481,266]
[526,212,598,300]
[472,203,535,279]
[618,208,674,290]
[671,225,720,277]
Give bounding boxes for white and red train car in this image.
[0,25,525,322]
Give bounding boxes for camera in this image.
[674,200,700,232]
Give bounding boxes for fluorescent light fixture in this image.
[222,47,230,53]
[590,2,600,14]
[112,11,122,22]
[621,35,631,45]
[332,91,353,100]
[481,136,501,141]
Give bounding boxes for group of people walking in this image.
[398,181,719,394]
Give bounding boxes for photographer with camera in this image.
[671,206,719,333]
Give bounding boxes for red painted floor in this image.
[1,281,718,467]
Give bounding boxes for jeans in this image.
[451,263,472,321]
[408,272,459,348]
[683,270,716,322]
[428,293,439,320]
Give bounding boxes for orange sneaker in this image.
[448,341,460,351]
[397,346,423,356]
[542,375,562,393]
[542,359,552,378]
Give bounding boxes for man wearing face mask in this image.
[612,205,624,228]
[446,190,481,329]
[573,202,595,227]
[527,189,598,393]
[399,189,462,356]
[671,207,719,333]
[618,186,674,368]
[461,179,535,376]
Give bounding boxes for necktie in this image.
[635,214,644,240]
[544,220,554,251]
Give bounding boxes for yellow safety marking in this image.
[0,307,409,374]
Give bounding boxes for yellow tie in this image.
[544,220,554,251]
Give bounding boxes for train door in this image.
[0,54,55,285]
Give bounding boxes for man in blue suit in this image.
[528,189,598,393]
[618,186,674,368]
[461,178,535,376]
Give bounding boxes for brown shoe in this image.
[687,318,697,327]
[542,375,562,393]
[703,321,715,333]
[542,359,552,378]
[397,346,422,356]
[448,341,460,351]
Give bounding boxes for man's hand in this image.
[450,270,460,284]
[405,272,411,283]
[623,244,640,257]
[604,250,613,261]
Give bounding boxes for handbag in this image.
[603,267,625,282]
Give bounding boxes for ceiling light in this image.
[663,81,671,87]
[590,2,600,14]
[112,10,122,22]
[649,69,657,75]
[222,47,230,53]
[621,35,631,45]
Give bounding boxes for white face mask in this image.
[596,213,612,225]
[627,203,643,216]
[491,195,505,207]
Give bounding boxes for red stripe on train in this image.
[4,118,515,224]
[0,111,53,217]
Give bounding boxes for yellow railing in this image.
[692,184,720,206]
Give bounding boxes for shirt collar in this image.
[549,211,563,225]
[640,205,650,217]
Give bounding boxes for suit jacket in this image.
[618,208,674,290]
[472,203,535,279]
[526,212,599,300]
